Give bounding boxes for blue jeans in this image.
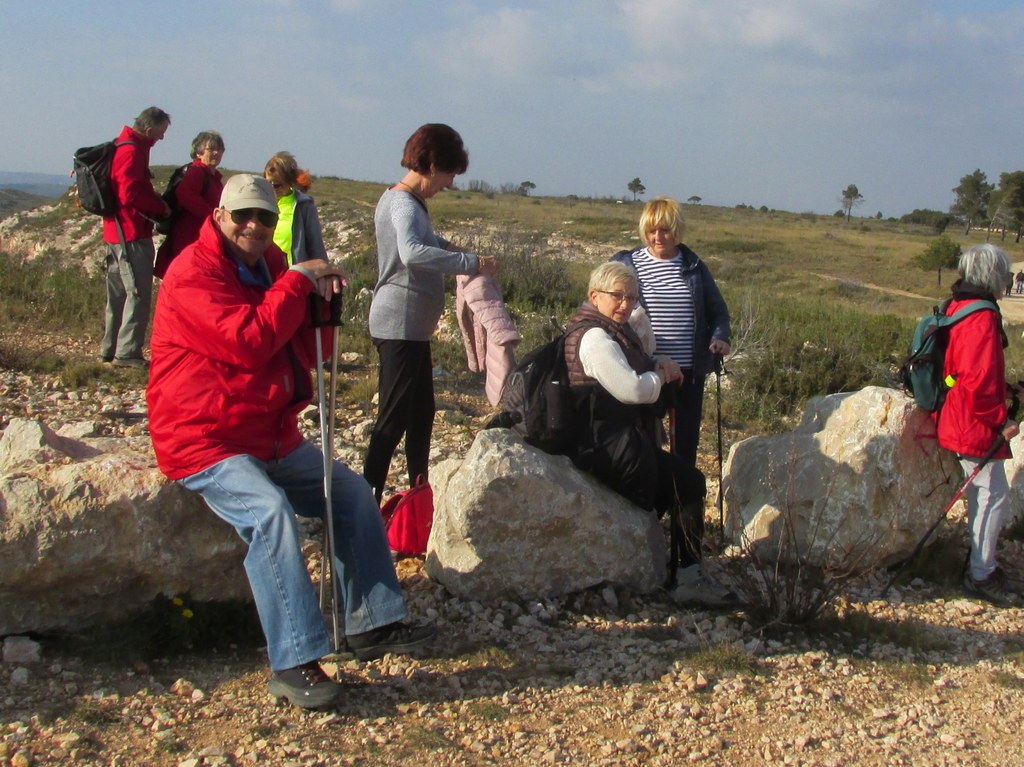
[181,440,408,671]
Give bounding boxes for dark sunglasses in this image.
[228,208,279,227]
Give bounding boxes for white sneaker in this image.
[672,564,740,608]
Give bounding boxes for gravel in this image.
[3,349,1024,766]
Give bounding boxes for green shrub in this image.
[726,291,904,430]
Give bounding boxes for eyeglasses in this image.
[228,208,279,228]
[596,289,639,305]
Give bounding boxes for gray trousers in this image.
[959,456,1009,581]
[100,238,154,361]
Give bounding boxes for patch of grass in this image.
[873,659,935,689]
[811,610,953,654]
[0,340,65,373]
[396,724,458,754]
[990,670,1024,690]
[466,701,509,722]
[69,699,124,727]
[885,533,967,591]
[682,643,758,677]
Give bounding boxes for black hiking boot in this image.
[346,621,437,661]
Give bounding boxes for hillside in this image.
[3,175,1024,765]
[0,187,52,217]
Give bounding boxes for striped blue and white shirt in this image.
[633,247,695,368]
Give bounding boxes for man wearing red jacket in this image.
[937,243,1021,606]
[100,107,172,368]
[147,174,434,708]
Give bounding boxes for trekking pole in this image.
[714,353,727,549]
[666,382,681,588]
[880,385,1022,598]
[311,290,344,651]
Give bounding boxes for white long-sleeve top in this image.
[577,327,664,405]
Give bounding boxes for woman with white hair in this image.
[937,243,1020,606]
[563,261,736,607]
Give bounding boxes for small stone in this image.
[3,636,42,664]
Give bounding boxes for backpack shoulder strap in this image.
[945,299,998,324]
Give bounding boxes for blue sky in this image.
[3,0,1022,216]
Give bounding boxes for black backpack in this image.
[72,140,133,216]
[154,163,207,236]
[493,330,580,456]
[900,298,997,412]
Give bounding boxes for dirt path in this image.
[813,268,1024,324]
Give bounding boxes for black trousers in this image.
[362,339,434,501]
[668,373,707,469]
[578,418,707,567]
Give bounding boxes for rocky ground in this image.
[2,332,1024,767]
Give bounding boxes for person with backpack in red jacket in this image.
[936,243,1021,606]
[153,130,225,279]
[99,106,172,369]
[147,174,435,708]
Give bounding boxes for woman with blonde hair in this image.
[612,196,730,469]
[264,151,328,265]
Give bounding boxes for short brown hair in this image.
[401,124,469,175]
[190,131,224,159]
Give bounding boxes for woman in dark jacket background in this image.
[612,196,730,468]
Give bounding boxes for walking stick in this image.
[665,383,684,588]
[880,387,1019,598]
[714,353,727,548]
[311,290,344,651]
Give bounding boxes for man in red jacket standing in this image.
[147,174,435,708]
[100,106,172,368]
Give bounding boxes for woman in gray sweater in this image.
[364,124,497,501]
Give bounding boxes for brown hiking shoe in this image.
[963,567,1020,607]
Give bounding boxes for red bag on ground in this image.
[380,475,434,556]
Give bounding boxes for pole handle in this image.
[310,291,344,328]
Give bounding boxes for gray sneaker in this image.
[672,564,741,608]
[963,567,1020,607]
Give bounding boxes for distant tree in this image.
[994,171,1024,242]
[519,181,536,196]
[912,234,961,287]
[627,178,645,201]
[949,169,993,235]
[567,194,578,208]
[899,209,951,233]
[839,184,863,221]
[687,196,702,204]
[467,179,496,196]
[875,212,883,219]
